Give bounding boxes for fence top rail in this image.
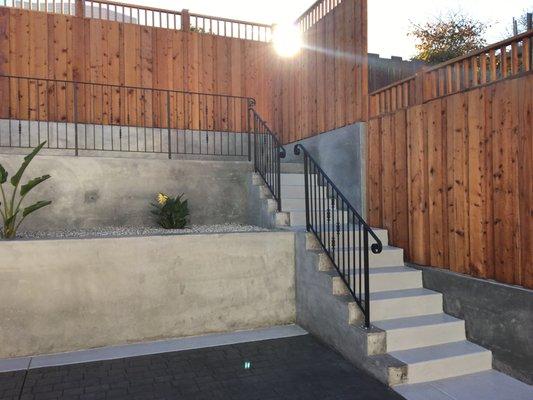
[370,30,533,98]
[425,29,533,73]
[85,0,181,15]
[0,0,273,31]
[369,74,418,96]
[0,74,255,102]
[188,11,272,29]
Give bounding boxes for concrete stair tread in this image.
[329,266,417,276]
[373,313,463,331]
[389,340,491,365]
[370,288,439,301]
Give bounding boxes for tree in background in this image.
[409,12,488,64]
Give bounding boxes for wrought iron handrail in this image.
[248,102,286,211]
[294,144,383,328]
[0,74,253,158]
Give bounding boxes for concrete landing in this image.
[395,370,533,400]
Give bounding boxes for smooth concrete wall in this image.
[0,232,296,358]
[416,264,533,385]
[0,153,254,231]
[283,122,366,214]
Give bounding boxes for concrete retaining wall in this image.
[0,232,296,358]
[282,122,366,213]
[417,265,533,384]
[0,154,254,231]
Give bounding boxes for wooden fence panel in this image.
[367,74,532,289]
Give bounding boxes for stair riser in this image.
[318,250,404,269]
[281,185,331,199]
[386,322,466,352]
[306,231,389,250]
[404,352,492,384]
[281,174,308,185]
[290,211,351,227]
[371,294,443,322]
[357,271,422,293]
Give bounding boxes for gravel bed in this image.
[13,224,270,240]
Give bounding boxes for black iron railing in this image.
[249,103,286,211]
[0,75,252,158]
[294,144,383,328]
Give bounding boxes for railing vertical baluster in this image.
[166,90,171,159]
[303,153,309,230]
[363,228,370,329]
[74,81,79,156]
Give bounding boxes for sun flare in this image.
[272,23,303,58]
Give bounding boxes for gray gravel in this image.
[14,224,270,240]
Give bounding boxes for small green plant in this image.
[151,192,189,229]
[0,142,52,239]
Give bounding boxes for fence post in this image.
[75,0,84,17]
[73,83,79,156]
[181,9,190,31]
[167,91,172,160]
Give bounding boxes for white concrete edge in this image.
[0,325,308,373]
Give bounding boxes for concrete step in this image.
[353,266,423,293]
[389,340,492,384]
[373,313,466,352]
[281,184,332,199]
[289,209,352,227]
[281,173,306,186]
[370,288,443,322]
[305,229,389,249]
[281,198,307,211]
[280,163,304,173]
[335,245,404,268]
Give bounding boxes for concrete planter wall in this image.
[0,232,296,358]
[0,154,253,231]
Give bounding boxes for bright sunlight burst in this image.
[272,23,303,57]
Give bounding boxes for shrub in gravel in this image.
[0,142,52,239]
[150,193,189,229]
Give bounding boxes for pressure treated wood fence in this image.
[367,47,532,288]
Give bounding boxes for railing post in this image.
[166,91,172,160]
[181,9,190,31]
[303,152,310,231]
[276,142,281,211]
[363,228,370,328]
[75,0,84,17]
[73,82,79,156]
[247,98,254,162]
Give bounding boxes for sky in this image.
[127,0,532,59]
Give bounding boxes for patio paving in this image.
[0,334,403,400]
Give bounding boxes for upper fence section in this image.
[0,0,272,42]
[296,0,343,32]
[369,30,533,117]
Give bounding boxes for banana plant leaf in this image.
[0,164,7,184]
[10,142,46,187]
[20,175,51,197]
[22,200,51,218]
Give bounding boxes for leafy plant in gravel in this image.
[0,142,52,239]
[151,193,189,229]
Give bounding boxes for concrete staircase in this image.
[277,167,494,386]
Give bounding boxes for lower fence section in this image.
[0,231,296,358]
[0,119,251,158]
[367,73,532,289]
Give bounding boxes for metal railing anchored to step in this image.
[249,102,286,211]
[293,144,383,328]
[0,74,254,159]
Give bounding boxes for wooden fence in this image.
[0,6,277,125]
[0,0,369,143]
[274,0,367,143]
[367,72,532,289]
[369,31,533,117]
